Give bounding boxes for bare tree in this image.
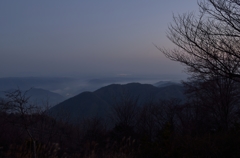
[158,0,240,81]
[3,89,39,158]
[109,92,140,140]
[110,92,139,127]
[183,76,240,131]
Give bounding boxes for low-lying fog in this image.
[0,74,186,99]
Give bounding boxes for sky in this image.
[0,1,199,79]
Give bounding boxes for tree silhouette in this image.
[158,0,240,81]
[184,76,240,132]
[2,89,38,158]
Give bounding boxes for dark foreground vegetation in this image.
[1,77,240,158]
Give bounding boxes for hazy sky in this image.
[0,1,199,78]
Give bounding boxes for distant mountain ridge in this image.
[0,88,65,107]
[153,81,181,87]
[0,77,78,98]
[49,82,185,123]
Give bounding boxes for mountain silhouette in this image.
[154,81,181,87]
[49,82,185,123]
[0,88,65,107]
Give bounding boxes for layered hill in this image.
[0,88,65,107]
[154,81,181,88]
[49,82,185,123]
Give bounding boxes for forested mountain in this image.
[49,82,184,123]
[154,81,181,87]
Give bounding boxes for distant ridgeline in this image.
[0,88,65,108]
[48,82,185,124]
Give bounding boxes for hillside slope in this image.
[49,83,185,123]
